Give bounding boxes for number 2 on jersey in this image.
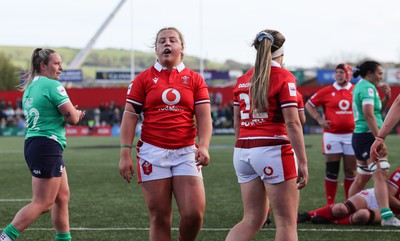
[239,93,268,119]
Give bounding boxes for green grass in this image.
[1,135,400,240]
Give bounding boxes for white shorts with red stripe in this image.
[322,132,354,155]
[233,144,298,184]
[135,140,202,183]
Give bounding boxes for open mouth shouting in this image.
[163,49,172,55]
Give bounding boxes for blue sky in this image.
[1,0,399,68]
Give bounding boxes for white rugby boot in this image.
[381,216,400,227]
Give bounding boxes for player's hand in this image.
[297,162,309,190]
[195,146,210,166]
[74,105,85,120]
[370,138,384,163]
[119,156,135,183]
[380,83,391,98]
[318,119,331,130]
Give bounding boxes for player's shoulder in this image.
[317,85,335,94]
[234,68,253,89]
[271,67,296,83]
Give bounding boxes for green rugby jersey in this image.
[22,76,70,149]
[352,79,383,133]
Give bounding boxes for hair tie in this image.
[257,32,274,44]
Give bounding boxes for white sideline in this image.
[0,199,31,202]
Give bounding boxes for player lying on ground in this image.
[298,168,400,226]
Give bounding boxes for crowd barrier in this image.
[0,126,117,137]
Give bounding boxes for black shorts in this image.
[24,137,65,178]
[352,132,375,162]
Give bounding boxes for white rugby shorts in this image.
[322,132,355,155]
[136,141,202,183]
[357,188,379,210]
[233,144,298,184]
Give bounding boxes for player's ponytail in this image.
[17,48,56,91]
[250,30,286,112]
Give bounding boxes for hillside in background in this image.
[0,46,251,80]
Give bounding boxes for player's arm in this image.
[58,101,85,125]
[305,102,329,129]
[362,103,379,137]
[233,105,241,138]
[296,91,306,125]
[388,183,400,211]
[194,103,212,166]
[119,103,139,183]
[298,109,306,125]
[283,106,309,189]
[376,94,400,139]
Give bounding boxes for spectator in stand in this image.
[349,60,400,226]
[118,27,212,241]
[0,48,85,241]
[305,63,356,205]
[298,168,400,225]
[226,29,308,241]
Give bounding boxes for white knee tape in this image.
[368,159,390,172]
[357,164,373,175]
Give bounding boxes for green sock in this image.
[380,207,394,220]
[55,232,72,241]
[3,224,20,240]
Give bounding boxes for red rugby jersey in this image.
[307,82,354,134]
[233,63,298,141]
[388,168,400,214]
[126,62,210,149]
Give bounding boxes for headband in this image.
[271,46,284,58]
[257,32,274,44]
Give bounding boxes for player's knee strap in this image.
[357,164,373,175]
[367,209,375,225]
[368,159,390,172]
[326,161,340,179]
[343,200,356,214]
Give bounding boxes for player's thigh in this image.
[173,176,205,215]
[241,179,268,224]
[343,155,357,174]
[325,153,343,162]
[348,193,369,210]
[32,176,62,205]
[141,178,173,213]
[54,168,70,203]
[265,178,298,222]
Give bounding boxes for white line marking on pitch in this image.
[15,227,400,232]
[0,199,31,202]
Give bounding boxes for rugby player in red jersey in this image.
[226,29,308,241]
[118,27,212,241]
[305,63,356,204]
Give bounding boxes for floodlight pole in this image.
[199,0,204,78]
[68,0,127,69]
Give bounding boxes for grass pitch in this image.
[1,135,400,240]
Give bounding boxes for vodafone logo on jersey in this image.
[338,99,350,110]
[162,88,181,105]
